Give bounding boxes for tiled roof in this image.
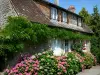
[10,0,93,34]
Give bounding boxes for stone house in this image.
[0,0,93,56]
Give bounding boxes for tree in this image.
[90,6,100,36]
[90,6,100,63]
[79,7,91,25]
[79,6,100,63]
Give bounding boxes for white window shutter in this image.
[51,7,54,19]
[63,12,64,22]
[56,9,58,20]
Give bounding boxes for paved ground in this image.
[0,66,100,75]
[0,72,4,75]
[77,66,100,75]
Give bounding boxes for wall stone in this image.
[7,40,51,67]
[0,0,17,28]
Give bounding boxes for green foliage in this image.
[0,16,92,71]
[79,6,100,64]
[66,52,82,75]
[5,50,95,75]
[0,16,91,56]
[83,53,94,69]
[90,6,100,63]
[37,51,58,75]
[79,7,91,25]
[72,41,84,56]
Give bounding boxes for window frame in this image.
[51,7,58,20]
[62,11,67,23]
[70,14,78,25]
[78,17,82,27]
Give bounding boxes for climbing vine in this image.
[0,16,92,57]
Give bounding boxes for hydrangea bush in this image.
[66,52,82,75]
[5,57,39,75]
[4,50,96,75]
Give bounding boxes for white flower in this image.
[38,53,42,56]
[40,66,43,69]
[31,55,36,59]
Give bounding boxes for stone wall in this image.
[7,40,51,67]
[0,0,17,28]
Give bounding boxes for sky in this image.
[49,0,100,14]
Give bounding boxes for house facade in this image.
[0,0,93,56]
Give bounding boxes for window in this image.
[51,39,63,51]
[51,7,58,20]
[70,14,77,25]
[62,12,67,23]
[82,40,88,50]
[51,39,64,56]
[78,18,82,26]
[65,40,68,52]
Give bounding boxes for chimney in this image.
[68,5,76,13]
[54,0,59,5]
[44,0,49,1]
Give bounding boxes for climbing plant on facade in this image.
[0,16,91,57]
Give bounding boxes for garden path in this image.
[0,66,100,75]
[77,66,100,75]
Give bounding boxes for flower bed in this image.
[4,50,96,75]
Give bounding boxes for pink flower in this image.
[19,73,23,75]
[25,73,31,75]
[80,59,83,62]
[33,64,37,67]
[5,69,9,73]
[34,72,38,75]
[13,69,18,73]
[63,69,66,72]
[10,70,13,74]
[18,63,22,67]
[25,67,29,71]
[60,62,66,65]
[28,59,33,63]
[34,67,39,70]
[61,56,66,59]
[35,60,39,64]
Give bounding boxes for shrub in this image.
[37,50,58,75]
[91,36,100,64]
[72,41,84,56]
[5,57,39,75]
[4,50,96,75]
[83,53,94,69]
[66,52,82,75]
[56,56,68,74]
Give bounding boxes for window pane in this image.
[70,15,77,25]
[51,7,58,20]
[63,12,67,22]
[78,18,82,26]
[65,40,68,52]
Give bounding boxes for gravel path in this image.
[77,66,100,75]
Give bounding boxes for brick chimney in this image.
[54,0,59,5]
[68,5,75,13]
